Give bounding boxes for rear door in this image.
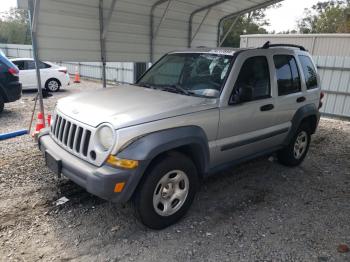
[12,60,31,89]
[272,51,306,129]
[22,60,37,89]
[213,51,285,166]
[297,54,321,109]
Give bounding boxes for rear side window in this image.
[234,56,270,101]
[25,60,50,70]
[274,55,301,96]
[299,55,318,89]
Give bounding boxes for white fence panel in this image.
[0,43,134,84]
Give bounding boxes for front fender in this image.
[117,125,209,167]
[115,126,210,201]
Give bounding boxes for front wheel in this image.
[277,123,311,166]
[133,152,199,229]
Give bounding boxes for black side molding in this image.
[221,127,290,152]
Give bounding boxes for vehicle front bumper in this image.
[38,133,144,203]
[4,82,22,102]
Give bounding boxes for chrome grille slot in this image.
[63,121,71,145]
[75,127,83,152]
[58,119,66,141]
[50,112,93,161]
[82,130,91,156]
[68,124,77,149]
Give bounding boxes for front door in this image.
[214,54,286,167]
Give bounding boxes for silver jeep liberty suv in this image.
[39,42,323,229]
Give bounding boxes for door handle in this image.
[260,104,274,111]
[296,96,306,103]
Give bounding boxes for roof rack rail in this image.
[261,41,307,51]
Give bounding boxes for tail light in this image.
[319,91,325,109]
[8,67,19,77]
[58,69,67,74]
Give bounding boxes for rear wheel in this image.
[45,79,60,92]
[134,152,198,229]
[277,123,311,166]
[0,95,4,114]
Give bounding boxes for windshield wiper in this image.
[135,83,202,97]
[159,84,195,96]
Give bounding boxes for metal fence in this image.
[0,43,134,84]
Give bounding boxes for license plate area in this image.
[45,150,62,176]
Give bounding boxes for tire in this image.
[0,95,4,114]
[45,79,60,92]
[133,152,199,229]
[277,123,311,167]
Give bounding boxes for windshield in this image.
[137,53,233,98]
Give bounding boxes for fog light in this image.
[106,155,138,169]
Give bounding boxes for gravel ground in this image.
[0,80,350,262]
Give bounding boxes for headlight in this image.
[96,125,114,151]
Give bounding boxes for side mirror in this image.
[231,86,253,104]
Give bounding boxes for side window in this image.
[299,55,318,89]
[13,61,25,70]
[25,60,48,70]
[25,60,36,70]
[274,55,301,96]
[43,62,51,68]
[233,56,270,101]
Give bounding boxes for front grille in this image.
[50,113,92,158]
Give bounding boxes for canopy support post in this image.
[217,0,283,46]
[188,0,229,48]
[28,0,45,127]
[102,0,117,40]
[150,0,168,63]
[190,8,211,46]
[153,0,172,40]
[99,0,107,88]
[218,15,239,47]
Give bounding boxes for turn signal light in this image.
[114,182,125,193]
[106,155,138,169]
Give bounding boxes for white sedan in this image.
[11,58,70,92]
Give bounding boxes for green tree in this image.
[0,8,31,44]
[298,0,350,33]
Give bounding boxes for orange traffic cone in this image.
[32,112,45,137]
[47,113,51,126]
[74,66,81,83]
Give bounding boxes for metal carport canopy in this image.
[18,0,282,63]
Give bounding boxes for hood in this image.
[56,84,218,129]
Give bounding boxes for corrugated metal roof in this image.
[17,0,283,62]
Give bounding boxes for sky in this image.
[264,0,319,32]
[1,0,319,32]
[0,0,17,13]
